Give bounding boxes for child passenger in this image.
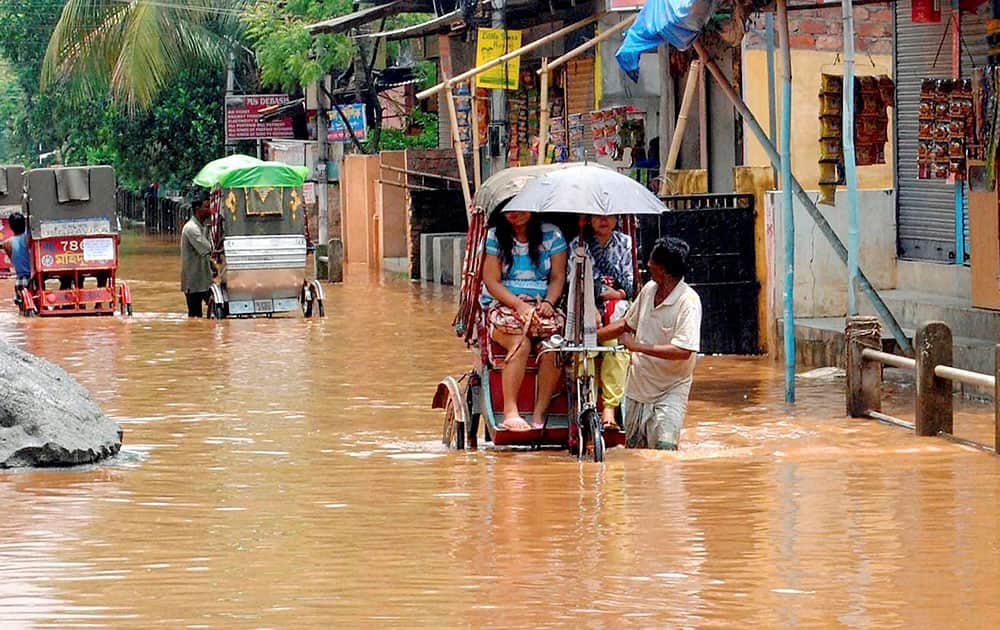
[568,215,634,429]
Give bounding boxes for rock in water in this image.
[0,339,122,468]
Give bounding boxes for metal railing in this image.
[846,316,999,454]
[115,189,186,234]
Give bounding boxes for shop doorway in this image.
[636,193,760,355]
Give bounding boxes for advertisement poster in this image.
[327,104,368,143]
[475,28,522,90]
[225,94,294,141]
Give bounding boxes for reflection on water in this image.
[2,233,1000,626]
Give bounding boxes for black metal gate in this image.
[636,193,760,355]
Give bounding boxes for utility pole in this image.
[317,75,341,282]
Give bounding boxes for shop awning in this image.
[306,1,429,35]
[354,8,466,41]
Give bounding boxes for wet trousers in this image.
[623,378,693,450]
[185,291,210,318]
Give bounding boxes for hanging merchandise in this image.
[818,73,844,206]
[569,113,586,161]
[476,88,489,146]
[917,78,975,181]
[855,76,893,167]
[454,82,473,155]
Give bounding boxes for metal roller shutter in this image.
[895,0,959,262]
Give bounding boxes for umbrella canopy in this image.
[503,164,666,216]
[194,154,309,189]
[477,163,597,219]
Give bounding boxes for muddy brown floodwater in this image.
[2,233,1000,627]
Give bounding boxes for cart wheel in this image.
[441,398,466,450]
[588,409,606,463]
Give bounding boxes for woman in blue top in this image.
[482,211,568,431]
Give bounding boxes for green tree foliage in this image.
[243,0,355,92]
[0,0,225,190]
[42,0,246,110]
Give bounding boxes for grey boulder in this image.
[0,339,122,468]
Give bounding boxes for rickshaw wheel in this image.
[578,409,605,463]
[441,398,465,450]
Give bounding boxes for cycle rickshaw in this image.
[17,165,132,317]
[193,155,325,319]
[433,164,666,461]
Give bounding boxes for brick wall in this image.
[744,6,892,55]
[406,149,469,279]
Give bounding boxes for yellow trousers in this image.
[600,338,629,408]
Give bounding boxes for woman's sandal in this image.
[500,416,532,431]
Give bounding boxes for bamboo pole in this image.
[443,79,473,215]
[470,82,482,190]
[417,13,604,101]
[777,0,795,402]
[692,39,913,356]
[542,15,637,73]
[665,60,701,171]
[538,58,550,165]
[842,0,861,316]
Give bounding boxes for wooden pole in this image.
[845,316,882,417]
[470,81,482,190]
[777,0,795,403]
[443,79,473,215]
[417,13,604,101]
[542,15,637,73]
[842,0,861,316]
[657,45,673,188]
[698,62,708,171]
[538,58,550,165]
[915,321,954,437]
[665,60,701,172]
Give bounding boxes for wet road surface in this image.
[1,234,1000,627]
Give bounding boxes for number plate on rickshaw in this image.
[38,236,116,270]
[253,299,274,313]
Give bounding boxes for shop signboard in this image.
[225,94,294,141]
[475,28,522,90]
[327,104,368,143]
[608,0,646,9]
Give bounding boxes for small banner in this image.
[475,28,522,90]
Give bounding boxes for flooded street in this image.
[2,234,1000,627]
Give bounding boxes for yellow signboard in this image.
[475,28,522,90]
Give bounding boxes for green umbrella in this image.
[193,154,309,188]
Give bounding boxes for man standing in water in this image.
[180,190,214,318]
[598,237,701,450]
[1,212,30,306]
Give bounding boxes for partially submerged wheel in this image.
[577,409,605,463]
[118,282,133,317]
[301,280,326,318]
[433,375,471,450]
[207,284,227,320]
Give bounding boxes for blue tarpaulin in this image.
[615,0,719,81]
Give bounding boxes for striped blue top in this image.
[481,222,567,305]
